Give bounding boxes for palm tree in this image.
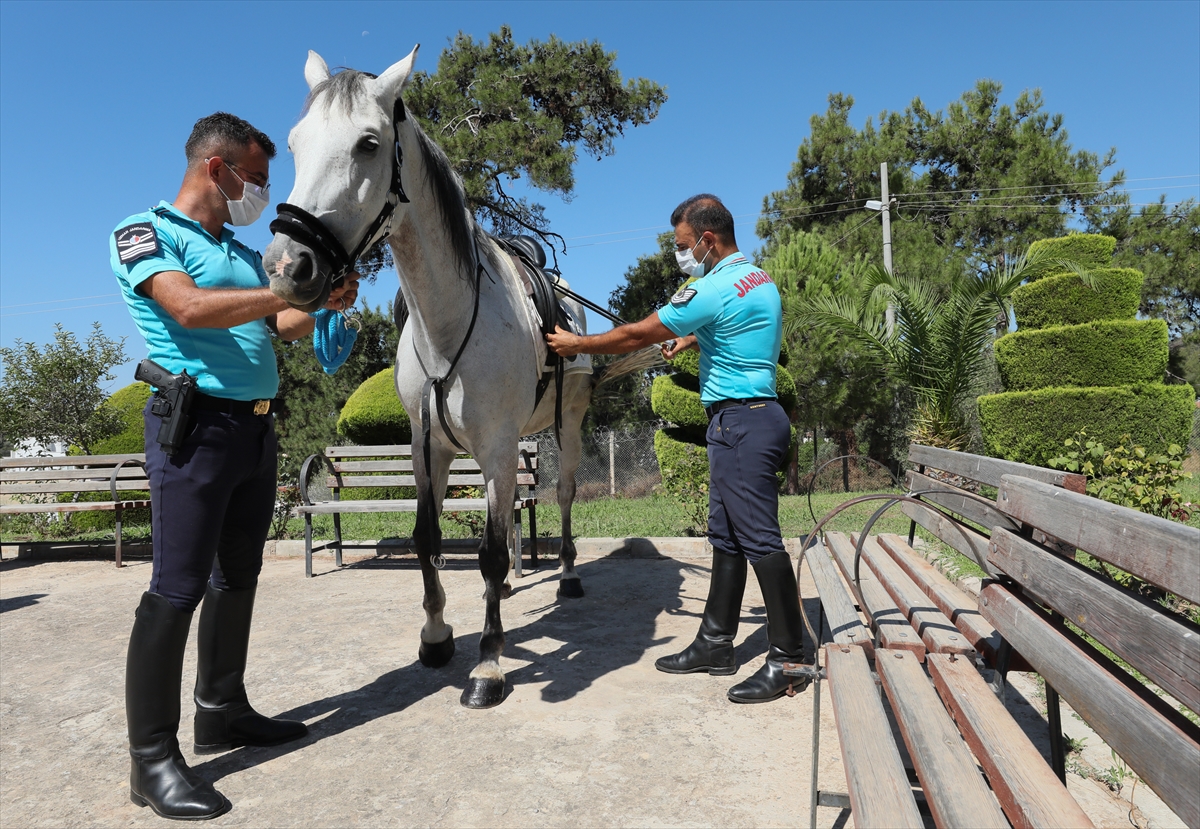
[793,247,1088,450]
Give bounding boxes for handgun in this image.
[134,358,197,456]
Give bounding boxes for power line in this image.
[0,301,128,319]
[0,293,121,309]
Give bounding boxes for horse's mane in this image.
[305,69,483,281]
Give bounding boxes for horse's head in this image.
[264,46,419,311]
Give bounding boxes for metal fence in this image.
[527,421,664,502]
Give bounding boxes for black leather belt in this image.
[193,392,278,416]
[704,397,776,420]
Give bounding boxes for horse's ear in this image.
[305,51,332,91]
[376,44,420,103]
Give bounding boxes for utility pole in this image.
[866,162,896,335]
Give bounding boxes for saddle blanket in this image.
[524,279,592,380]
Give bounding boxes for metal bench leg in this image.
[513,509,523,579]
[305,515,314,578]
[333,513,343,568]
[115,505,124,568]
[809,670,822,829]
[528,502,538,568]
[1046,681,1066,783]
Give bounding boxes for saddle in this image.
[495,235,572,364]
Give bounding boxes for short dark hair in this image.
[670,194,736,243]
[184,112,276,166]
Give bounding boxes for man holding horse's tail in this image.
[547,194,807,704]
[109,112,359,821]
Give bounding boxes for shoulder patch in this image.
[114,222,160,264]
[670,287,698,306]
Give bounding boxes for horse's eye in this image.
[357,136,380,154]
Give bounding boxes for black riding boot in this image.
[193,583,307,754]
[656,550,747,675]
[727,551,809,703]
[127,592,231,820]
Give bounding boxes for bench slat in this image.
[980,582,1200,826]
[826,532,925,659]
[825,644,924,828]
[909,444,1085,492]
[0,499,151,514]
[322,441,538,459]
[876,648,1009,829]
[876,534,1024,670]
[926,652,1095,829]
[294,498,535,516]
[899,502,998,577]
[0,453,144,469]
[853,534,976,657]
[3,480,150,495]
[333,458,483,473]
[803,541,869,648]
[997,475,1200,605]
[905,470,1020,533]
[1,467,147,483]
[990,527,1200,716]
[326,473,537,490]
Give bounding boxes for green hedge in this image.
[1025,233,1116,281]
[651,373,706,428]
[1011,268,1144,330]
[978,383,1195,466]
[337,367,412,445]
[654,427,709,475]
[68,382,153,532]
[673,348,700,378]
[995,319,1169,391]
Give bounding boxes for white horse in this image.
[263,46,653,708]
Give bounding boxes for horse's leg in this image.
[556,376,591,599]
[462,454,517,708]
[415,439,455,668]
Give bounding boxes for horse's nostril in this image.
[291,253,314,286]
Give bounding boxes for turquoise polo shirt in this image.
[656,252,782,407]
[109,201,279,400]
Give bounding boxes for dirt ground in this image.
[0,544,1180,828]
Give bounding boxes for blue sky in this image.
[1,0,1197,387]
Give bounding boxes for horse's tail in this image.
[591,346,664,389]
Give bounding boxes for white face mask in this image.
[675,236,711,278]
[213,161,270,226]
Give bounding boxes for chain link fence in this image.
[526,421,664,502]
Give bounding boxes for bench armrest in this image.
[299,451,340,505]
[109,458,147,503]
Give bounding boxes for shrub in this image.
[336,367,412,445]
[1024,234,1116,281]
[651,374,706,428]
[1048,431,1192,522]
[1011,268,1144,331]
[978,383,1195,466]
[995,319,1169,391]
[653,429,709,535]
[67,382,153,533]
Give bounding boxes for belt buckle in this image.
[253,400,270,415]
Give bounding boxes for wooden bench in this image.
[0,453,150,567]
[797,445,1200,828]
[294,442,539,578]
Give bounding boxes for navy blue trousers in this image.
[706,400,791,564]
[143,401,277,612]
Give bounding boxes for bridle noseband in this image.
[269,98,411,288]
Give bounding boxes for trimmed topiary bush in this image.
[995,319,1169,391]
[651,374,706,429]
[337,367,412,445]
[1011,268,1144,330]
[978,383,1195,467]
[1024,234,1116,281]
[980,233,1191,466]
[89,382,152,455]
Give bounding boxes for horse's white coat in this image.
[263,46,630,705]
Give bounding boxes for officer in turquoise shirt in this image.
[110,112,358,820]
[547,194,807,704]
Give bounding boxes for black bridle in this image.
[268,98,411,288]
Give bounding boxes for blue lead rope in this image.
[312,308,359,374]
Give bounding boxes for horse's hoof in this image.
[501,582,513,600]
[557,578,585,599]
[460,678,506,709]
[418,635,455,668]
